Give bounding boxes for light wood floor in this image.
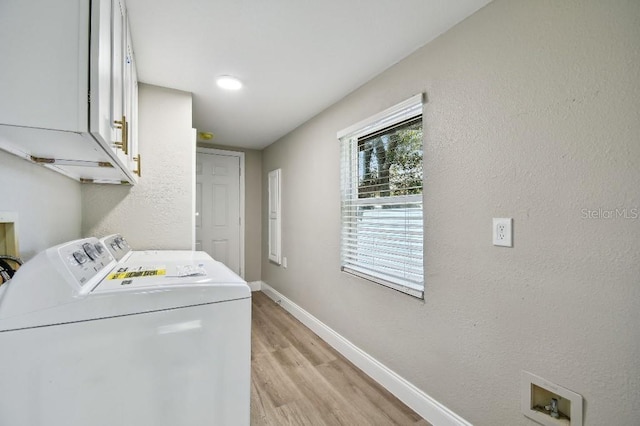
[251,291,431,426]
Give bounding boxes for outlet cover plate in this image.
[493,217,513,247]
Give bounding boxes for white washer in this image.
[0,237,251,426]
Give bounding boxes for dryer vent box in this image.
[521,371,583,426]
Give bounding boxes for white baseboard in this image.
[260,282,472,426]
[247,281,262,292]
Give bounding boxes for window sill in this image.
[342,266,424,299]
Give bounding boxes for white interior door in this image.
[196,151,242,276]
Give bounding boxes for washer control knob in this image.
[73,251,88,265]
[94,243,105,255]
[82,242,98,261]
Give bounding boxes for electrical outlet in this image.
[493,218,513,247]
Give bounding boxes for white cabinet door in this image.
[111,0,125,127]
[110,0,129,168]
[124,16,140,176]
[0,0,90,131]
[89,0,114,151]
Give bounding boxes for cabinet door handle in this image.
[134,154,141,177]
[114,115,128,155]
[124,118,129,155]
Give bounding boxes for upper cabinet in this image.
[0,0,140,184]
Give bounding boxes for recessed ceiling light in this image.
[216,75,243,91]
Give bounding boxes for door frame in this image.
[196,147,246,279]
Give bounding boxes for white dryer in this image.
[100,233,214,264]
[0,237,251,426]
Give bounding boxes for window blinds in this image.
[339,95,424,298]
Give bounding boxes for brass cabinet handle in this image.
[124,118,129,155]
[114,115,128,155]
[113,118,123,149]
[134,154,141,177]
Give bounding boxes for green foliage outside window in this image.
[357,118,423,198]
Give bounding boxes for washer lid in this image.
[93,257,246,296]
[0,248,249,332]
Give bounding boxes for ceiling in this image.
[126,0,491,150]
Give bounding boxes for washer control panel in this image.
[59,238,115,288]
[101,234,132,262]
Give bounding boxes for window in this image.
[268,168,282,264]
[338,94,424,298]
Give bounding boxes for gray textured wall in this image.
[262,1,640,424]
[0,151,81,259]
[197,143,263,283]
[82,84,194,249]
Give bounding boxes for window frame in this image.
[268,168,282,265]
[338,94,425,299]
